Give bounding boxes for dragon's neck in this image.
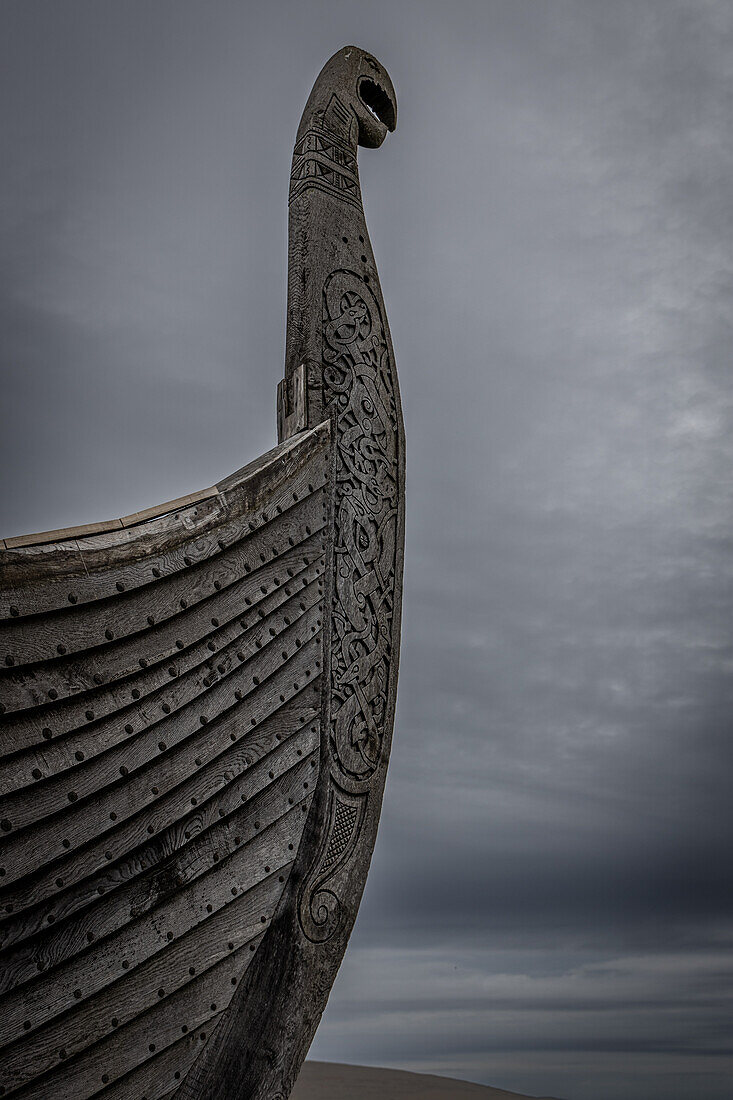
[278,88,385,440]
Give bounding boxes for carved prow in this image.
[180,46,404,1100]
[281,45,398,439]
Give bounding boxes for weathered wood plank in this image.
[1,423,323,571]
[119,487,218,528]
[11,998,227,1100]
[0,577,323,814]
[0,633,322,886]
[0,536,324,746]
[38,958,232,1099]
[89,1024,219,1100]
[0,490,326,672]
[0,743,318,992]
[3,520,124,551]
[0,874,275,1093]
[0,423,329,617]
[0,687,319,941]
[0,796,310,1048]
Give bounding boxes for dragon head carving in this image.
[299,45,397,148]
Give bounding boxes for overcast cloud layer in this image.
[2,3,732,1099]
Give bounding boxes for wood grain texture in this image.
[0,426,331,1099]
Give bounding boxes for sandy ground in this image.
[291,1061,562,1099]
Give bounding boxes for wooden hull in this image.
[0,427,331,1097]
[0,45,403,1100]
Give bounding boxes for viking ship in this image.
[0,46,404,1100]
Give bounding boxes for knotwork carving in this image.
[322,270,398,788]
[299,269,400,943]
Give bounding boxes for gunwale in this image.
[1,427,324,552]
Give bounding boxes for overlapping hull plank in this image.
[0,425,330,1098]
[0,45,404,1100]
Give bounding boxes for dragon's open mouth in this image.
[358,77,396,131]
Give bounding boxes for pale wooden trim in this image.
[2,488,220,550]
[4,518,124,550]
[1,426,329,552]
[119,486,219,528]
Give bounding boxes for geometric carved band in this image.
[289,129,361,210]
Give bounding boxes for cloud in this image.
[311,943,733,1098]
[2,2,733,1098]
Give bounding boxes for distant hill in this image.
[291,1061,564,1099]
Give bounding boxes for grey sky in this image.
[2,2,732,1098]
